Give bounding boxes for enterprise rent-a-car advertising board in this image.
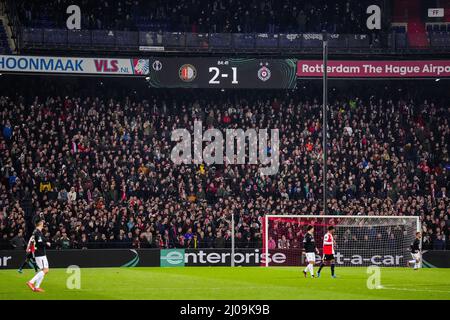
[160,249,287,267]
[1,249,449,269]
[160,249,412,267]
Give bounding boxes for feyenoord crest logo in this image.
[179,64,197,82]
[257,62,271,82]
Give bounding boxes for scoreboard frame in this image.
[147,57,297,89]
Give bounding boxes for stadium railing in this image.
[16,29,450,54]
[0,241,262,250]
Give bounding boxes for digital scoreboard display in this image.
[147,58,297,89]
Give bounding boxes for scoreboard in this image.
[147,58,297,89]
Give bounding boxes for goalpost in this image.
[263,215,421,268]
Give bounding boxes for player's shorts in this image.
[322,254,335,262]
[305,252,316,263]
[411,252,421,261]
[35,256,49,269]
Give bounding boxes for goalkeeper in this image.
[408,232,422,270]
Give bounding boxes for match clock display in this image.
[147,58,297,89]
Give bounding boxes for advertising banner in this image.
[2,249,449,269]
[422,250,450,268]
[297,60,450,78]
[0,55,150,75]
[267,249,409,267]
[0,249,160,269]
[159,249,286,267]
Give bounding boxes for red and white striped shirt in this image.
[26,237,36,254]
[323,232,335,255]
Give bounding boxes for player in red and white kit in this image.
[18,234,38,273]
[317,226,337,278]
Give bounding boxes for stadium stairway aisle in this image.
[408,22,429,47]
[0,19,11,54]
[393,0,429,48]
[444,0,450,22]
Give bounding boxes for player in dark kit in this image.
[302,225,320,278]
[26,218,51,292]
[17,236,38,273]
[408,232,422,270]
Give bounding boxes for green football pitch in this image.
[1,267,450,300]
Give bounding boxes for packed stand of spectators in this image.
[0,88,449,251]
[11,0,383,33]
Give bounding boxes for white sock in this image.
[414,262,419,269]
[408,260,416,265]
[308,264,314,276]
[35,272,45,288]
[30,271,44,284]
[304,266,309,272]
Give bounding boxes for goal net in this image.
[263,215,420,267]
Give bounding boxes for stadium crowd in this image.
[0,83,449,251]
[12,0,381,33]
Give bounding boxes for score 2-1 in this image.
[208,66,238,85]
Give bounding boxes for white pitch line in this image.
[381,286,450,294]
